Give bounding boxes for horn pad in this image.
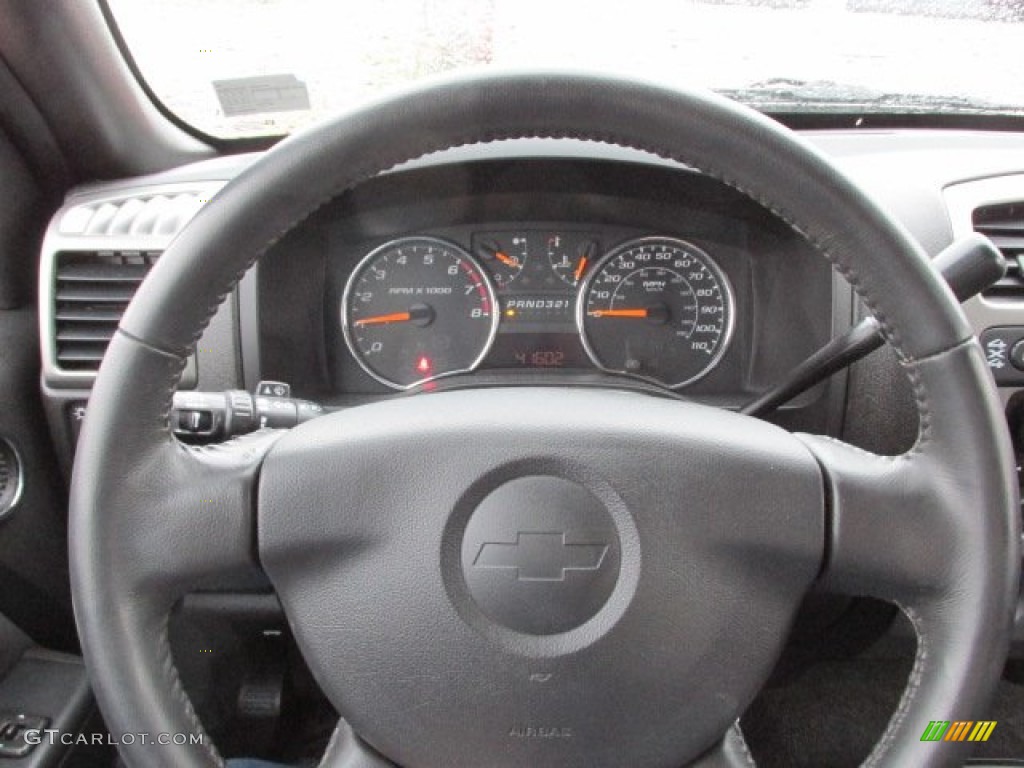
[258,388,824,768]
[459,476,621,636]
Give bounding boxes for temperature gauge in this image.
[547,234,598,287]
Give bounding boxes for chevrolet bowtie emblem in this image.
[473,532,609,582]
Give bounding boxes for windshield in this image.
[107,0,1024,139]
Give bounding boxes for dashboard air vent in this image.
[59,191,208,237]
[973,202,1024,299]
[53,251,159,372]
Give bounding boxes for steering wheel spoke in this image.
[790,342,1020,767]
[144,432,277,590]
[797,434,955,601]
[71,332,279,603]
[800,341,1018,608]
[68,333,283,765]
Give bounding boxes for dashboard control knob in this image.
[1011,339,1024,372]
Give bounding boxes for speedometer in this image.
[342,237,498,389]
[578,237,734,388]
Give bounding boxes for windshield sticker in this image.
[212,74,310,117]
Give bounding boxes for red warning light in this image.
[416,355,432,374]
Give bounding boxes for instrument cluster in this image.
[340,229,734,390]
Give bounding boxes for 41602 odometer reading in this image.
[578,237,734,388]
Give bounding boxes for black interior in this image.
[0,2,1021,767]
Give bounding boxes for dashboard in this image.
[339,231,734,391]
[35,132,1024,471]
[258,158,836,413]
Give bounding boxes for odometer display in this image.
[342,237,498,389]
[578,237,734,388]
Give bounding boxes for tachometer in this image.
[342,237,498,389]
[578,237,734,388]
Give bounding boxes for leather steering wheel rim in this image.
[70,72,1020,768]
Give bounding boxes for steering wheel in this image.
[69,73,1020,768]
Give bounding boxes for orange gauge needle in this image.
[573,256,589,283]
[589,308,649,318]
[494,251,520,269]
[353,311,412,327]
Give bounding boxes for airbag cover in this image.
[258,388,824,768]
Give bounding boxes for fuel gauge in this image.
[475,234,528,289]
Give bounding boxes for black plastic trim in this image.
[0,650,93,768]
[773,111,1024,133]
